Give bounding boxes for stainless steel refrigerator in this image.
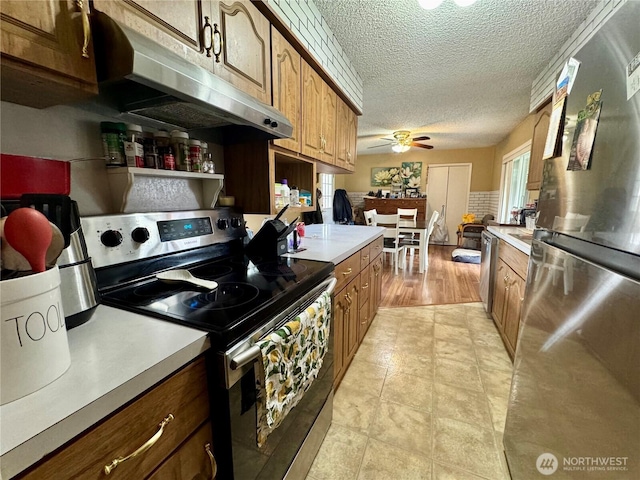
[503,2,640,479]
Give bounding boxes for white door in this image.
[427,164,472,245]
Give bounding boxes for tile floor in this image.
[306,303,514,480]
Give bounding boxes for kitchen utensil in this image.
[3,208,53,273]
[1,219,64,271]
[274,204,289,221]
[156,270,218,290]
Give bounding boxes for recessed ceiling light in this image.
[453,0,478,6]
[418,0,444,10]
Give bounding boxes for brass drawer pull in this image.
[362,282,369,289]
[205,442,217,479]
[104,414,174,475]
[362,254,369,260]
[342,267,353,276]
[75,0,90,59]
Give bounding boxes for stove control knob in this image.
[131,227,150,244]
[101,229,123,247]
[231,217,243,228]
[217,218,229,230]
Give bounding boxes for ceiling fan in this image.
[368,130,434,153]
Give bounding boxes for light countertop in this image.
[0,305,209,479]
[284,224,385,264]
[487,226,533,255]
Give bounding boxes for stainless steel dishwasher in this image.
[479,231,498,313]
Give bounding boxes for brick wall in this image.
[266,0,363,110]
[468,191,500,221]
[530,0,627,111]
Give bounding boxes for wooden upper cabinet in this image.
[320,81,337,164]
[92,0,212,72]
[0,0,98,108]
[301,61,323,158]
[527,98,553,191]
[336,97,358,171]
[211,0,271,104]
[271,26,301,152]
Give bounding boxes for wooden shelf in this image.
[107,167,224,212]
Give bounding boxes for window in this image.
[499,142,531,223]
[318,173,334,209]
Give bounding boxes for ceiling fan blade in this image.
[367,143,395,149]
[412,136,431,141]
[410,143,434,149]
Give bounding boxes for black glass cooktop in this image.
[100,255,333,348]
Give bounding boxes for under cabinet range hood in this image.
[89,11,292,141]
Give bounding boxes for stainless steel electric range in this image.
[82,208,336,480]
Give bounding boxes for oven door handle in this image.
[229,276,337,371]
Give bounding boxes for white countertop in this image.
[284,224,385,264]
[0,305,209,479]
[487,226,533,255]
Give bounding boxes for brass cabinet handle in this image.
[75,0,90,59]
[342,267,352,276]
[361,320,367,325]
[104,414,174,475]
[205,442,217,479]
[362,254,369,261]
[203,16,213,57]
[213,23,222,63]
[362,282,369,289]
[345,293,352,305]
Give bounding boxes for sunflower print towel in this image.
[255,291,332,447]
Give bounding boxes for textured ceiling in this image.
[314,0,601,154]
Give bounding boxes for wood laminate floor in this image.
[380,245,482,307]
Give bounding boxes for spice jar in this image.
[101,122,127,166]
[170,130,190,171]
[189,139,202,173]
[154,131,170,170]
[143,132,158,168]
[124,124,145,168]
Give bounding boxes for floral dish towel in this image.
[255,290,332,447]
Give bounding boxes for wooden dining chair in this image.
[372,213,405,275]
[363,209,377,226]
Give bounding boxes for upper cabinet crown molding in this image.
[1,0,98,108]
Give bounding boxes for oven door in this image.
[209,276,336,480]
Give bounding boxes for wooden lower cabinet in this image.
[491,241,528,359]
[18,358,214,480]
[333,236,383,389]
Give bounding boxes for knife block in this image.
[245,219,289,259]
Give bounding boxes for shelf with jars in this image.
[107,167,224,213]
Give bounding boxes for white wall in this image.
[530,0,627,110]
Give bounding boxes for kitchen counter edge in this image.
[0,305,209,479]
[487,226,532,255]
[283,224,385,264]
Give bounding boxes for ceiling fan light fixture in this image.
[453,0,478,6]
[418,0,444,10]
[392,144,411,153]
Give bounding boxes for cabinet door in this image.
[335,97,350,169]
[92,0,211,71]
[0,0,98,108]
[359,297,371,344]
[148,423,215,480]
[492,259,508,330]
[346,107,358,172]
[504,271,525,353]
[271,27,301,152]
[301,61,323,159]
[345,277,361,363]
[211,0,271,104]
[527,99,552,191]
[320,80,337,164]
[333,288,347,387]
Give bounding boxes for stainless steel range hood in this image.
[89,11,292,142]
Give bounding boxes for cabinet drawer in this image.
[360,244,371,269]
[498,241,529,280]
[148,422,214,480]
[369,236,384,260]
[359,265,371,307]
[334,252,360,293]
[21,358,209,480]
